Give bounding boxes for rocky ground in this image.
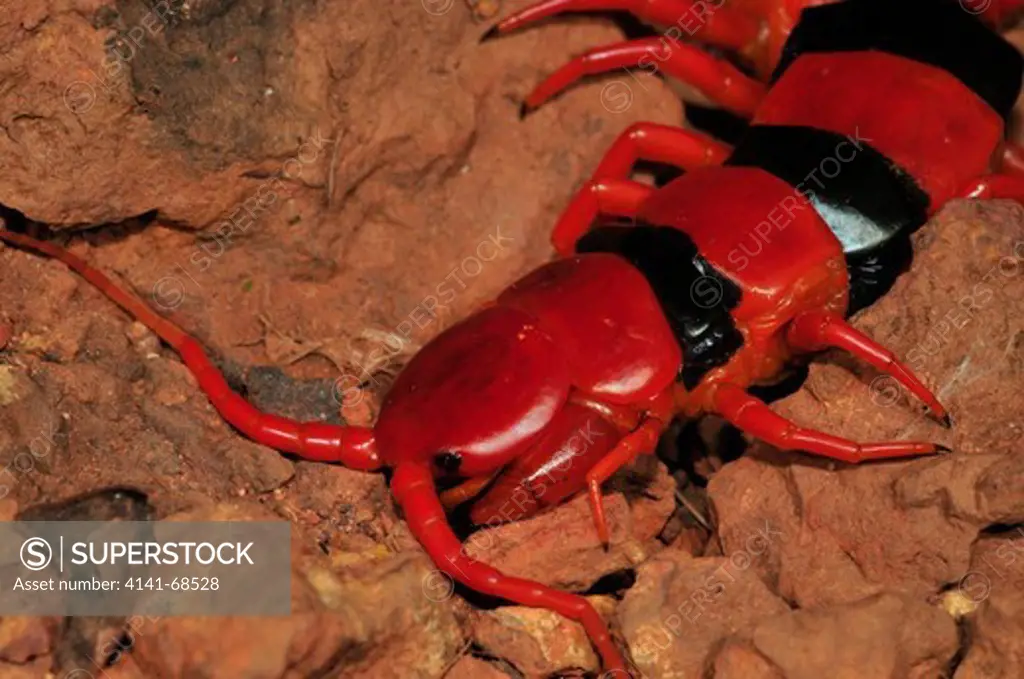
[1,1,1023,678]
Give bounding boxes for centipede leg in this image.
[711,383,950,463]
[482,0,761,55]
[0,229,382,471]
[592,122,732,179]
[391,464,628,672]
[439,474,496,510]
[584,416,665,547]
[521,37,766,118]
[786,311,949,425]
[466,401,625,528]
[551,179,653,256]
[959,174,1024,203]
[550,123,727,254]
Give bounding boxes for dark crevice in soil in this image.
[16,488,157,674]
[0,201,164,244]
[466,643,525,679]
[0,202,29,232]
[52,616,127,677]
[946,617,973,678]
[15,486,153,521]
[584,568,637,597]
[979,521,1024,536]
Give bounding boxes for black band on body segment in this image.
[844,234,914,317]
[773,0,1023,121]
[575,225,744,390]
[725,124,931,256]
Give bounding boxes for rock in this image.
[753,592,958,679]
[617,550,790,678]
[11,2,1023,679]
[0,617,55,664]
[463,491,657,592]
[954,530,1024,679]
[0,367,64,478]
[621,459,679,544]
[0,2,324,227]
[0,499,18,521]
[706,456,801,592]
[129,504,465,679]
[1,0,684,408]
[219,438,295,494]
[895,452,1024,526]
[711,447,980,608]
[445,656,512,679]
[283,461,392,553]
[0,665,48,679]
[710,640,786,679]
[126,321,161,357]
[470,597,613,677]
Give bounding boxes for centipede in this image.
[2,0,1022,673]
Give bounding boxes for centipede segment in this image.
[2,0,1023,674]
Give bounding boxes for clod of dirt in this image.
[616,550,790,678]
[709,200,1024,609]
[0,617,56,665]
[461,469,676,592]
[710,640,786,679]
[954,530,1024,679]
[895,452,1024,527]
[0,367,64,478]
[470,596,613,677]
[218,438,295,493]
[751,593,958,679]
[119,503,464,679]
[0,0,328,227]
[445,656,512,679]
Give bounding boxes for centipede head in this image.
[374,305,572,478]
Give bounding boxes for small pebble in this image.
[126,321,161,355]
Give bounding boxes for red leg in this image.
[551,179,653,256]
[786,311,949,425]
[521,37,766,118]
[440,474,496,510]
[583,390,672,545]
[391,464,628,673]
[551,123,727,254]
[585,415,666,546]
[466,402,622,524]
[483,0,762,55]
[0,229,382,471]
[711,383,949,464]
[959,174,1024,203]
[592,122,731,179]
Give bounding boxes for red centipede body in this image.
[3,0,1024,674]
